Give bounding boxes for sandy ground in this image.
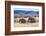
[14,23,39,27]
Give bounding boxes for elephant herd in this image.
[14,17,36,23]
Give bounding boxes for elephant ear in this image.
[19,19,26,23]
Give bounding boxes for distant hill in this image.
[14,10,39,14]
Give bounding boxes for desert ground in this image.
[14,23,39,27]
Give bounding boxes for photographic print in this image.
[14,6,39,27]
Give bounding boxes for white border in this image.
[11,5,42,31]
[11,6,14,31]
